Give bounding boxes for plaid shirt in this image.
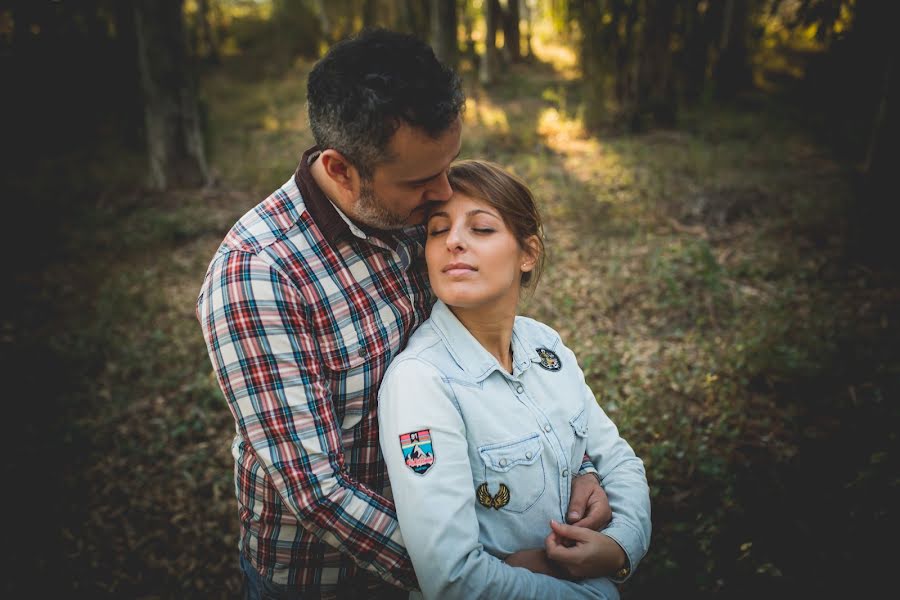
[197,147,433,597]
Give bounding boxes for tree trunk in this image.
[523,0,534,59]
[713,0,753,100]
[363,0,377,29]
[633,0,678,129]
[480,0,500,85]
[579,0,607,131]
[501,0,521,63]
[134,0,209,191]
[198,0,219,64]
[430,0,457,67]
[854,18,900,265]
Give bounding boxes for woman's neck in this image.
[448,303,517,373]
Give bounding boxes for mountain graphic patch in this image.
[400,429,435,475]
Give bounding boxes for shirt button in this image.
[499,458,508,467]
[616,567,630,579]
[525,452,532,460]
[562,468,569,477]
[515,385,524,393]
[357,347,367,358]
[544,424,552,433]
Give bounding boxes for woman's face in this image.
[425,192,534,312]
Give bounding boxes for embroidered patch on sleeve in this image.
[400,429,435,475]
[536,347,562,371]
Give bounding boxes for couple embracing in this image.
[198,29,650,600]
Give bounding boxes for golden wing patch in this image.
[476,483,510,510]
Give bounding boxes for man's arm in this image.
[197,250,416,589]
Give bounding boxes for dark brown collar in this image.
[294,146,399,248]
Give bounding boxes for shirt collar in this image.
[294,146,423,252]
[428,300,539,382]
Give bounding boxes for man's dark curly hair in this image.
[307,28,465,179]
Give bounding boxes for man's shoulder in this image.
[221,176,313,256]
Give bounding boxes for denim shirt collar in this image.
[428,300,541,383]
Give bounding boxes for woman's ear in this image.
[319,149,358,193]
[521,235,541,272]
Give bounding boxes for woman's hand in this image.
[503,548,568,578]
[544,519,627,579]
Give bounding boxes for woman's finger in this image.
[549,519,593,542]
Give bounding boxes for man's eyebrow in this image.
[405,151,462,184]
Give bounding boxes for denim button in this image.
[544,424,551,433]
[499,458,508,467]
[562,468,569,477]
[515,385,524,393]
[525,452,532,460]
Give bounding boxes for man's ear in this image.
[319,149,358,193]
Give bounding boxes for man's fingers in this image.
[566,476,593,523]
[571,487,612,530]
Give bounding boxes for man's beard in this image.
[354,179,409,230]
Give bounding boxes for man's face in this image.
[353,118,462,230]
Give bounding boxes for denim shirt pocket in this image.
[477,433,546,513]
[569,408,589,438]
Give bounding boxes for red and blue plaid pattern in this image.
[197,150,432,595]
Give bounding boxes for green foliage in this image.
[17,28,898,599]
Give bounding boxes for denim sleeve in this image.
[570,349,651,582]
[378,358,620,600]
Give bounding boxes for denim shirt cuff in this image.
[601,523,645,583]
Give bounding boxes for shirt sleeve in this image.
[197,250,416,589]
[562,345,652,583]
[578,453,600,477]
[378,358,619,600]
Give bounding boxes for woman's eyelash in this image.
[473,228,495,233]
[428,228,448,237]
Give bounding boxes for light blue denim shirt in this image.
[378,300,651,600]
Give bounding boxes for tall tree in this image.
[501,0,522,63]
[430,0,458,67]
[713,0,754,99]
[480,0,501,84]
[134,0,209,190]
[633,0,678,128]
[578,0,608,131]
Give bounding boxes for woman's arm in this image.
[378,358,617,600]
[554,345,652,582]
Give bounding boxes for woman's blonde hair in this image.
[445,160,545,291]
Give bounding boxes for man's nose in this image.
[427,172,453,202]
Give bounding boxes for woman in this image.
[378,161,651,599]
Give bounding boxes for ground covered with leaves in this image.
[8,39,898,599]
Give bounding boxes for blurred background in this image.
[2,0,898,597]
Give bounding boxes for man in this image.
[197,29,611,599]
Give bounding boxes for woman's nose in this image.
[446,225,465,251]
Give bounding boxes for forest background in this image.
[2,0,898,598]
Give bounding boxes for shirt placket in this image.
[504,372,572,520]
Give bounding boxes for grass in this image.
[9,34,899,599]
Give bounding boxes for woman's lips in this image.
[443,262,477,277]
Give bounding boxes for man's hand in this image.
[566,474,611,529]
[503,548,568,578]
[545,520,627,579]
